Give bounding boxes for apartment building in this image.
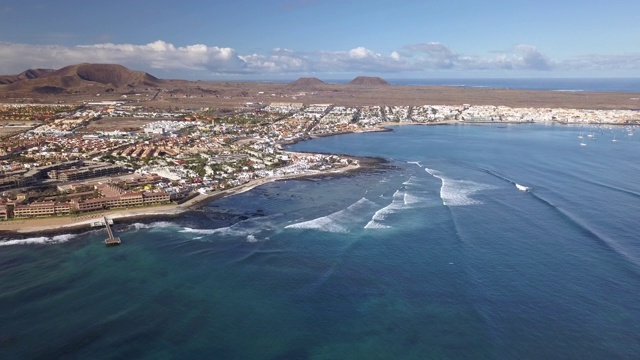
[48,164,127,182]
[0,202,8,220]
[13,201,56,218]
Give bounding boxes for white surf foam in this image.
[130,221,178,230]
[364,221,391,229]
[365,190,406,229]
[181,214,281,238]
[286,198,379,233]
[424,167,443,178]
[425,167,494,206]
[52,234,78,242]
[403,176,421,186]
[287,215,350,233]
[404,192,428,206]
[0,233,77,247]
[181,227,218,235]
[407,161,422,167]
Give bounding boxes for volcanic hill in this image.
[289,77,326,88]
[347,76,389,86]
[1,63,164,94]
[0,69,55,85]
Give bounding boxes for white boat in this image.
[613,135,618,142]
[580,140,587,146]
[515,183,529,192]
[578,132,583,139]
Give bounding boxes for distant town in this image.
[0,99,639,221]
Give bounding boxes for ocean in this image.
[2,124,640,359]
[328,78,640,93]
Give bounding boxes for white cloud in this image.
[406,42,458,69]
[0,40,247,74]
[514,44,552,70]
[315,47,417,73]
[404,43,554,71]
[560,53,640,71]
[76,41,245,72]
[348,47,376,59]
[0,40,638,77]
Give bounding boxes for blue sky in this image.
[1,0,639,79]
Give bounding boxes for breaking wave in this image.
[425,167,494,206]
[404,192,428,206]
[481,168,532,193]
[129,221,179,230]
[286,198,379,233]
[0,234,78,247]
[181,214,281,238]
[403,175,421,186]
[365,190,404,229]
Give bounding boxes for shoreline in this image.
[0,119,630,239]
[0,154,387,238]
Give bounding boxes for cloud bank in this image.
[0,40,638,77]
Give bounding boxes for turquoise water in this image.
[2,124,640,359]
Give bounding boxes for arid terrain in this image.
[1,64,639,110]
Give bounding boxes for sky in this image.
[0,0,639,80]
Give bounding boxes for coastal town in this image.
[0,99,639,224]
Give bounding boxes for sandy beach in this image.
[0,161,366,236]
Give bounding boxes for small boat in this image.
[613,135,618,142]
[515,183,529,192]
[580,140,587,146]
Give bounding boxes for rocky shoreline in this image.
[0,153,389,240]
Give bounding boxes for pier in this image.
[103,216,121,246]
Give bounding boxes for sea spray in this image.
[0,234,77,246]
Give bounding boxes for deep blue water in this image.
[2,124,640,359]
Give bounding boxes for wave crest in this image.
[0,234,77,247]
[425,167,494,206]
[287,198,379,233]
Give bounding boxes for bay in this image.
[2,124,640,359]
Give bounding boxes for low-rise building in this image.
[14,201,56,218]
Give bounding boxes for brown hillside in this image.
[348,76,389,86]
[0,68,54,85]
[289,77,325,88]
[3,63,163,93]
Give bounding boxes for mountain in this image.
[347,76,389,86]
[0,69,55,85]
[289,77,325,88]
[1,63,164,94]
